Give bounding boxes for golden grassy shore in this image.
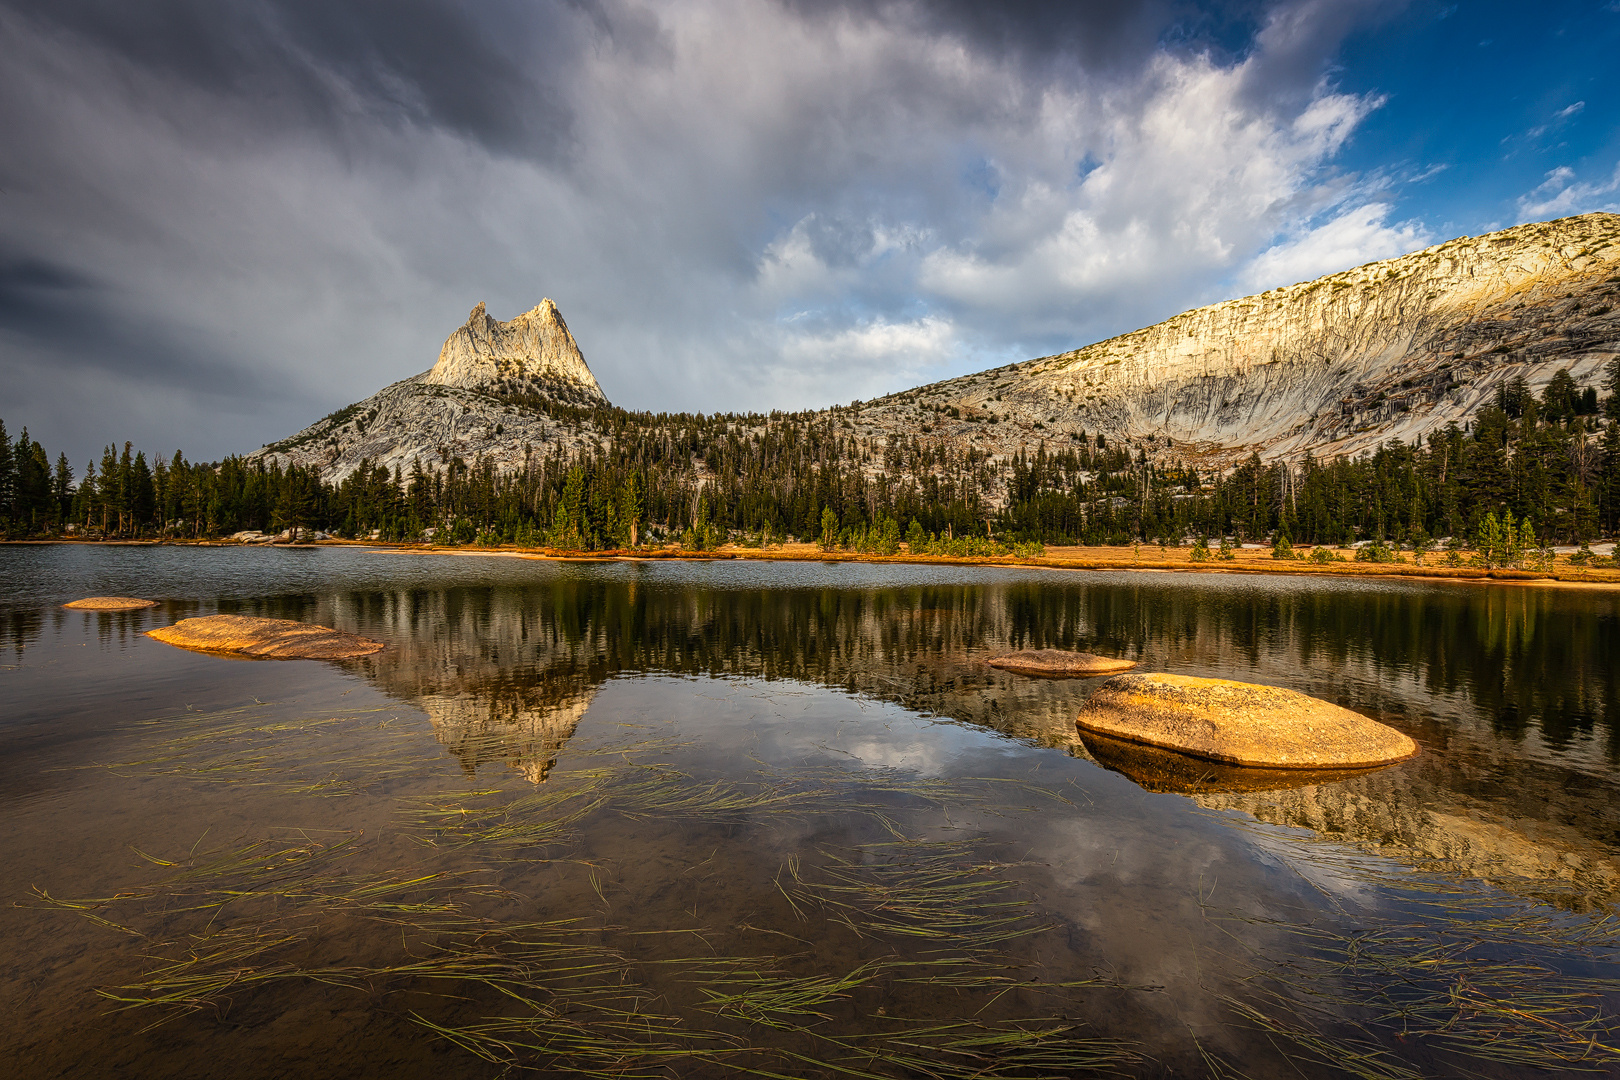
[15,537,1620,585]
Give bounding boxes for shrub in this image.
[1355,539,1397,563]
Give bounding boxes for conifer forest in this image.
[4,360,1618,555]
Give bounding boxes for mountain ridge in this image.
[255,213,1620,482]
[853,212,1620,466]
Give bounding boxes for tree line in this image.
[3,359,1616,551]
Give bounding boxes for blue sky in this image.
[1,0,1618,465]
[1330,0,1620,236]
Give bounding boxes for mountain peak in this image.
[425,299,605,401]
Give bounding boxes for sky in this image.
[2,0,1619,466]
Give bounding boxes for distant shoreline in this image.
[11,537,1620,588]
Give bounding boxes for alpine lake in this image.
[2,544,1619,1079]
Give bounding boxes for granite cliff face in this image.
[858,212,1620,464]
[259,214,1620,483]
[426,300,601,394]
[254,299,608,481]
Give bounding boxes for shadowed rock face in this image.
[1077,729,1380,794]
[1076,672,1420,768]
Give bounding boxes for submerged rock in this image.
[1077,728,1386,793]
[146,615,385,659]
[1075,673,1417,769]
[987,650,1135,677]
[63,597,157,610]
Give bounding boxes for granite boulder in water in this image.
[146,615,385,660]
[987,650,1135,677]
[63,597,157,610]
[1075,673,1417,769]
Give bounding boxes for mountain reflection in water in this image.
[200,566,1617,909]
[5,547,1620,1077]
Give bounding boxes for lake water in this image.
[2,544,1618,1078]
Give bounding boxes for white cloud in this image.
[1528,101,1588,139]
[1518,162,1620,219]
[1240,202,1431,291]
[778,315,958,392]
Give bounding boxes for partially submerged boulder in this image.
[146,615,384,660]
[987,650,1135,678]
[1078,729,1381,794]
[1075,673,1417,769]
[63,597,157,611]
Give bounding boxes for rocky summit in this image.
[257,214,1620,483]
[254,299,608,481]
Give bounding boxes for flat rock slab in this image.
[987,650,1136,677]
[63,597,157,610]
[1076,672,1418,769]
[146,615,385,660]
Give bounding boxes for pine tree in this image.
[819,506,839,551]
[1602,357,1620,534]
[616,473,642,547]
[53,454,74,523]
[0,418,13,528]
[96,446,118,534]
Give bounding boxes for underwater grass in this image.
[1195,811,1620,1076]
[36,761,1145,1078]
[88,701,432,797]
[42,697,1620,1077]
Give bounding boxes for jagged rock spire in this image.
[424,298,606,402]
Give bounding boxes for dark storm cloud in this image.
[1235,0,1408,106]
[0,253,96,325]
[789,0,1256,73]
[0,0,1427,466]
[4,0,576,158]
[0,251,275,398]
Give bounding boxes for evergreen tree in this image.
[1602,357,1620,533]
[0,418,13,528]
[53,454,74,522]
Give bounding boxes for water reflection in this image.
[421,681,595,783]
[5,551,1618,907]
[6,550,1620,1077]
[276,574,1618,907]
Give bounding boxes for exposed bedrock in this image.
[254,213,1620,483]
[863,212,1620,465]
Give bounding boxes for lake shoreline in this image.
[13,536,1620,587]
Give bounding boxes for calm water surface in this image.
[2,544,1618,1078]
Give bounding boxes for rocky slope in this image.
[258,214,1620,483]
[254,299,609,481]
[857,212,1620,465]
